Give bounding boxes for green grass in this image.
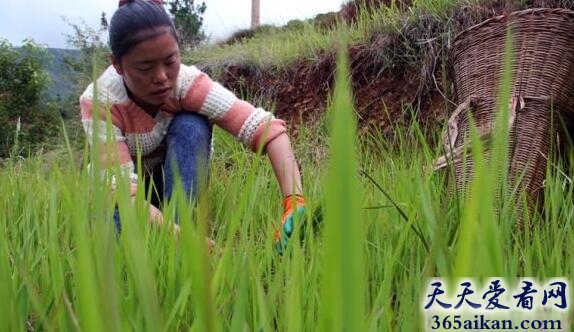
[186,0,481,70]
[2,24,574,332]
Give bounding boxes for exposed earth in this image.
[202,0,574,146]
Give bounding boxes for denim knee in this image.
[164,113,213,202]
[168,113,212,146]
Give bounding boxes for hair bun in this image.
[118,0,133,7]
[119,0,164,8]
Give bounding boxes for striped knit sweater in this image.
[80,64,286,194]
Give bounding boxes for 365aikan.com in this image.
[421,278,570,331]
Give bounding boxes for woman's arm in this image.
[265,133,303,197]
[177,66,302,195]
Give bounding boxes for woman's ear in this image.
[111,54,123,75]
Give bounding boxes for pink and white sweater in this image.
[80,64,286,194]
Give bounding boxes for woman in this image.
[80,0,305,253]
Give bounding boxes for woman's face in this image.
[112,27,181,107]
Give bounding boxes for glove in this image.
[275,194,306,254]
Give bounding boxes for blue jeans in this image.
[114,113,212,232]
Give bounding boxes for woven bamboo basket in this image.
[435,96,562,221]
[451,8,574,107]
[437,8,574,222]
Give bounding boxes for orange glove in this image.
[275,195,306,254]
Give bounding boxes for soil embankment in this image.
[205,0,574,144]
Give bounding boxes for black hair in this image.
[109,0,178,60]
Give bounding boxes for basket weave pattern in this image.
[448,97,559,219]
[444,8,574,220]
[451,8,574,106]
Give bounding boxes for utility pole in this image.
[251,0,260,29]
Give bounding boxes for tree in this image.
[62,14,110,91]
[166,0,207,49]
[59,13,110,149]
[0,39,61,157]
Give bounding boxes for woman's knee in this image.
[168,113,212,142]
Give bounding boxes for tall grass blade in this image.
[0,176,18,331]
[319,41,366,331]
[452,26,514,279]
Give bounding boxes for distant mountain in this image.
[42,48,81,101]
[13,47,82,101]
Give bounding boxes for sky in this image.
[0,0,345,49]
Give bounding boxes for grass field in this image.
[2,1,574,330]
[1,41,573,331]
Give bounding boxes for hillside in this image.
[44,48,81,100]
[43,48,80,101]
[188,0,574,145]
[12,47,80,101]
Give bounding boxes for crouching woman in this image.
[79,0,305,253]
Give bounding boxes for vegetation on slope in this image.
[189,0,574,145]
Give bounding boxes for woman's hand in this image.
[275,195,306,254]
[148,205,180,237]
[148,204,164,226]
[144,201,216,252]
